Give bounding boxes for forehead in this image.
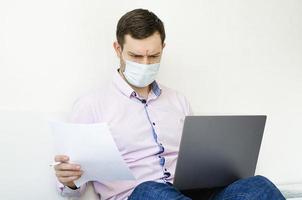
[123,32,163,55]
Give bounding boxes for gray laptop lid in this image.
[173,115,266,190]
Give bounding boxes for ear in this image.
[113,41,122,58]
[162,42,166,49]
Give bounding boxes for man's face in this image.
[114,32,165,72]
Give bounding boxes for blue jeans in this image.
[128,175,285,200]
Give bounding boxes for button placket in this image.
[143,100,171,181]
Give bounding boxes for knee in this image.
[227,175,279,193]
[251,175,271,182]
[221,175,285,200]
[243,175,284,197]
[249,175,276,189]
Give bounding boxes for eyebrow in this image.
[128,51,161,56]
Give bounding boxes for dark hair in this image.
[116,9,165,49]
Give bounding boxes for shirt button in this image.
[159,157,165,166]
[152,122,155,126]
[159,145,164,154]
[164,172,171,178]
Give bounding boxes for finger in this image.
[55,163,81,171]
[58,176,81,184]
[56,170,83,177]
[54,155,69,162]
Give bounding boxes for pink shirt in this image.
[58,70,192,199]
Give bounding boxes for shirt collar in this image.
[112,69,162,98]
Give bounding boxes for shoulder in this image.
[69,87,109,123]
[72,89,102,108]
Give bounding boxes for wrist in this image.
[66,183,78,190]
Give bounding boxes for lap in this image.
[128,181,191,200]
[128,181,221,200]
[128,176,285,200]
[181,187,224,200]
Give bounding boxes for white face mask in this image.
[123,59,160,88]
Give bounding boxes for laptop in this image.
[173,115,266,190]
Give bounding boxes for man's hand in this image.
[54,155,83,189]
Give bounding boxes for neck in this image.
[118,69,151,99]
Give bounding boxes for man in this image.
[53,9,285,200]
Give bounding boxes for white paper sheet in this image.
[49,121,135,187]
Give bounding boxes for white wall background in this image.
[0,0,301,199]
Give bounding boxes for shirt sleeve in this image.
[57,95,96,197]
[68,95,97,123]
